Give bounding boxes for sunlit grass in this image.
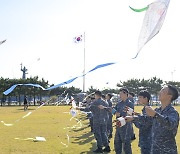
[0,106,179,154]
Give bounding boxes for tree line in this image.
[0,76,179,106]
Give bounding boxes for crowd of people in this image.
[76,84,179,154]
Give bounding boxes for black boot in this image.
[103,146,111,152]
[131,134,136,141]
[93,147,103,153]
[108,134,112,139]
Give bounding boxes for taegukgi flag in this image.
[74,35,83,43]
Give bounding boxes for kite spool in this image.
[127,107,133,115]
[116,117,126,127]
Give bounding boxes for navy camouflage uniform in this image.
[133,104,153,154]
[107,99,113,137]
[90,98,109,149]
[114,99,134,154]
[79,106,94,132]
[151,104,179,154]
[128,97,136,140]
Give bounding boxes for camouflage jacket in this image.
[151,104,179,154]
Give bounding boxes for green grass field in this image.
[0,105,179,154]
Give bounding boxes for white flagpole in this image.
[83,32,86,92]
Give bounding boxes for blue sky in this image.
[0,0,179,91]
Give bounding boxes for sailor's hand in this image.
[145,106,156,117]
[125,116,134,122]
[98,105,105,109]
[116,112,120,117]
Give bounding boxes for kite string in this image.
[61,106,83,148]
[1,98,52,127]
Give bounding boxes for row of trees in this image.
[117,77,180,98]
[0,76,81,106]
[0,76,180,106]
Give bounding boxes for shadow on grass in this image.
[72,125,90,132]
[71,131,94,145]
[79,142,97,154]
[70,125,98,153]
[78,116,89,121]
[70,114,104,153]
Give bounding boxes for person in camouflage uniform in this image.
[114,88,134,154]
[145,85,179,154]
[106,93,113,139]
[90,91,110,153]
[128,92,136,141]
[125,90,153,154]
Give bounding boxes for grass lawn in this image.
[0,105,179,154]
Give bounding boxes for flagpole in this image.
[83,32,85,92]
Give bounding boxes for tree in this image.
[0,76,49,106]
[148,77,163,101]
[1,76,179,106]
[86,86,97,95]
[102,88,118,95]
[117,79,141,94]
[116,77,164,98]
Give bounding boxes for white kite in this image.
[72,99,77,109]
[15,136,46,142]
[33,136,46,142]
[1,121,13,126]
[22,112,32,119]
[133,0,170,59]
